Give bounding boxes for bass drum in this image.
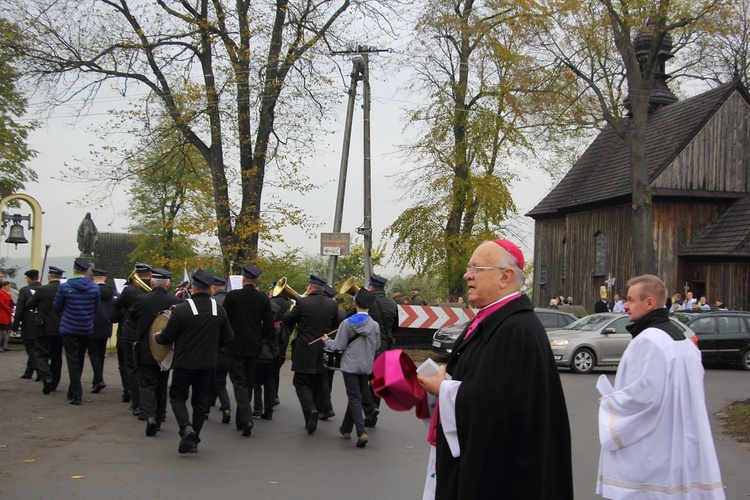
[148,310,174,371]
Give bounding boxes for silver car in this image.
[431,308,578,355]
[548,313,696,374]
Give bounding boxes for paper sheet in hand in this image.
[596,374,614,396]
[417,358,440,377]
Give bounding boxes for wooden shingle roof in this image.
[527,81,743,218]
[679,196,750,257]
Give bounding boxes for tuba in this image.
[272,277,302,300]
[127,269,152,293]
[339,276,361,296]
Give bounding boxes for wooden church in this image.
[527,33,750,313]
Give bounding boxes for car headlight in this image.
[550,339,569,347]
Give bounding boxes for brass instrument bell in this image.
[272,277,302,299]
[127,269,153,293]
[339,276,361,296]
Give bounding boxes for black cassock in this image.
[435,295,573,500]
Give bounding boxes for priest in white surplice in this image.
[596,274,724,499]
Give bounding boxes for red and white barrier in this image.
[397,305,476,329]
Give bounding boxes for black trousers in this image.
[116,341,129,397]
[87,338,108,387]
[169,368,213,437]
[208,348,230,412]
[361,374,381,415]
[252,360,275,412]
[228,355,258,429]
[22,337,38,377]
[292,371,326,423]
[341,372,369,437]
[122,339,141,410]
[63,336,88,401]
[36,335,63,388]
[139,363,170,420]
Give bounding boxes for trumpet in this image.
[339,276,360,296]
[127,269,152,293]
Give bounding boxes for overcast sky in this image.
[3,54,555,279]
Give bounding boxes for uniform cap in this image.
[134,263,153,275]
[369,274,388,288]
[73,258,91,273]
[308,274,327,286]
[151,268,172,280]
[241,263,262,279]
[191,269,216,289]
[48,266,65,278]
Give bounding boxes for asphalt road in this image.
[0,349,747,499]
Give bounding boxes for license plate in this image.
[432,340,441,348]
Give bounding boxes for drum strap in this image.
[186,298,217,316]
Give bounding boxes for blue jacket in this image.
[53,276,100,336]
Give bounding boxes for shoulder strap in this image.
[186,298,218,316]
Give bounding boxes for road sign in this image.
[320,232,350,256]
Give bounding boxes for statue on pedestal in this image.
[77,212,98,256]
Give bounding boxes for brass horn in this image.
[127,269,152,293]
[272,277,301,300]
[339,276,361,296]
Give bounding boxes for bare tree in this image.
[9,0,396,271]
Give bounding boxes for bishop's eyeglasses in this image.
[465,266,508,277]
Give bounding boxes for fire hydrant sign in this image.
[320,232,350,256]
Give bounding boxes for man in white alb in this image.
[596,274,724,499]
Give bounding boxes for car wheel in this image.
[570,348,596,374]
[741,350,750,371]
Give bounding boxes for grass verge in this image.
[720,399,750,443]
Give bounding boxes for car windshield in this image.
[563,315,615,331]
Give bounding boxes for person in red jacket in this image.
[0,281,15,351]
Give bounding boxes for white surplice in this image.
[596,328,725,499]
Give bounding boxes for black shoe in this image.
[319,410,335,420]
[260,411,272,420]
[69,398,82,405]
[364,409,379,428]
[35,375,42,381]
[122,392,131,403]
[158,413,166,423]
[42,377,53,395]
[356,433,369,448]
[272,398,280,407]
[20,374,32,379]
[91,382,106,394]
[242,422,253,437]
[146,417,158,436]
[306,410,318,435]
[178,426,197,454]
[187,444,198,453]
[221,410,231,424]
[252,410,262,419]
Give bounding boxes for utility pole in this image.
[326,54,364,285]
[359,51,373,280]
[327,45,389,286]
